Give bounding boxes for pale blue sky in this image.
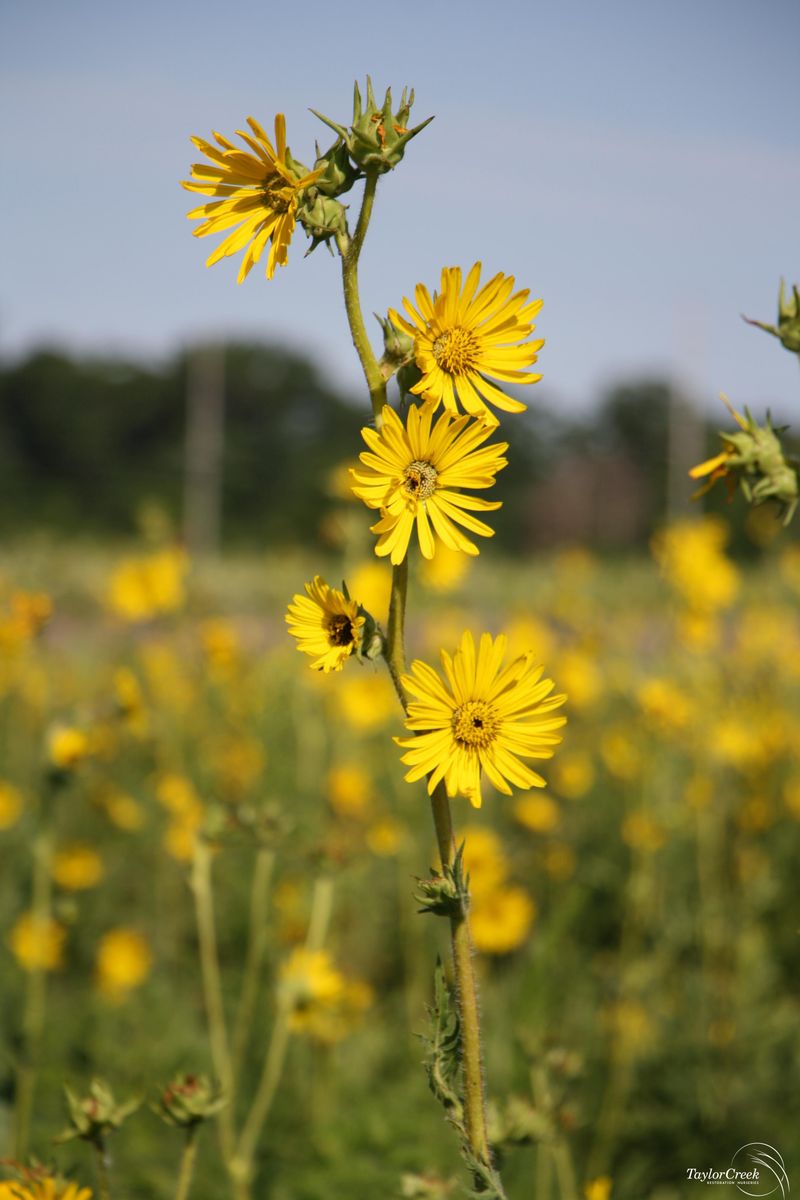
[2,0,798,413]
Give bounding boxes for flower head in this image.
[388,263,544,425]
[396,631,566,808]
[351,405,507,564]
[0,1176,91,1200]
[9,912,66,972]
[285,577,365,672]
[95,928,153,1002]
[183,115,322,283]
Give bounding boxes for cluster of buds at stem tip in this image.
[689,397,799,524]
[55,1080,140,1145]
[154,1073,226,1128]
[311,77,433,176]
[743,279,800,355]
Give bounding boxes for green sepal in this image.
[742,279,800,354]
[415,842,470,917]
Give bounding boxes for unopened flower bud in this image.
[311,77,433,176]
[297,193,349,254]
[56,1079,140,1144]
[313,138,360,198]
[155,1073,226,1128]
[743,279,800,355]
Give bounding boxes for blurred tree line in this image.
[0,341,758,551]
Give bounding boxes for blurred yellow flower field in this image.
[1,527,798,1196]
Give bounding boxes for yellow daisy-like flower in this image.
[350,404,507,564]
[389,263,544,425]
[0,1177,92,1200]
[182,115,322,283]
[396,631,566,808]
[285,577,365,672]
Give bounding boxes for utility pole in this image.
[184,344,225,556]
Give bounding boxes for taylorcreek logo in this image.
[687,1144,790,1197]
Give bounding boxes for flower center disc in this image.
[263,177,292,213]
[432,327,478,374]
[403,460,438,500]
[326,614,354,647]
[452,700,499,748]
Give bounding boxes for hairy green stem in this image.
[335,170,387,423]
[190,841,236,1162]
[232,848,276,1079]
[384,560,409,703]
[337,175,497,1185]
[174,1126,200,1200]
[13,826,54,1161]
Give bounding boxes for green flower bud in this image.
[375,313,415,372]
[691,399,799,524]
[415,843,469,917]
[155,1073,226,1128]
[743,279,800,354]
[297,192,349,255]
[311,77,433,176]
[313,138,360,198]
[56,1079,140,1144]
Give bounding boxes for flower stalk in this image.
[335,169,387,423]
[337,210,497,1187]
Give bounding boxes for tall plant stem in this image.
[232,848,276,1079]
[337,171,497,1182]
[234,875,335,1183]
[14,826,54,1161]
[429,782,491,1170]
[190,841,236,1164]
[93,1138,112,1200]
[174,1126,200,1200]
[335,169,387,424]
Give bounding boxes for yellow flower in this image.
[651,517,738,615]
[0,781,23,830]
[182,114,322,283]
[366,817,406,856]
[113,667,149,736]
[0,1176,92,1200]
[621,810,667,853]
[96,928,153,1002]
[337,672,396,731]
[396,631,566,808]
[347,561,391,623]
[389,263,544,424]
[460,826,508,896]
[552,750,595,799]
[637,677,692,734]
[584,1177,613,1200]
[514,792,560,833]
[351,404,507,564]
[107,548,187,622]
[328,764,373,819]
[279,948,371,1043]
[8,912,66,972]
[48,726,91,771]
[470,885,535,955]
[52,843,104,891]
[285,576,365,672]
